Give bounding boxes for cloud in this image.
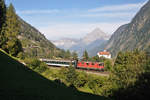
[38,22,128,40]
[88,2,146,12]
[17,9,60,14]
[79,12,135,18]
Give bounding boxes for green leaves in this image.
[66,66,78,85]
[0,0,6,47]
[82,50,89,61]
[112,51,146,88]
[0,3,23,57]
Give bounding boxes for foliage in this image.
[0,0,6,47]
[104,59,113,71]
[96,50,150,100]
[111,51,146,89]
[3,38,22,56]
[0,3,23,56]
[82,50,89,61]
[87,76,108,95]
[65,50,71,59]
[72,51,78,60]
[66,66,78,85]
[57,67,68,81]
[75,71,88,88]
[24,58,48,73]
[17,52,25,59]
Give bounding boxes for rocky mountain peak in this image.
[82,28,110,45]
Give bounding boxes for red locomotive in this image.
[40,59,104,71]
[77,61,104,70]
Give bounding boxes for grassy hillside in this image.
[0,50,110,100]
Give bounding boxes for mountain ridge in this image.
[105,0,150,57]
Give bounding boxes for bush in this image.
[66,66,78,86]
[58,67,68,80]
[87,76,107,95]
[75,71,88,88]
[104,59,113,71]
[24,58,48,73]
[17,52,25,59]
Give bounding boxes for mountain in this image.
[70,28,110,57]
[81,28,109,45]
[105,0,150,57]
[52,28,110,57]
[52,38,78,50]
[18,17,60,58]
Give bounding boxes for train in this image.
[40,59,104,71]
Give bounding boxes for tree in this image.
[0,0,6,31]
[65,50,71,59]
[66,66,78,85]
[82,50,89,61]
[108,51,150,100]
[5,4,20,37]
[104,59,113,71]
[72,51,78,60]
[111,51,146,89]
[90,55,100,62]
[2,3,22,56]
[0,0,6,47]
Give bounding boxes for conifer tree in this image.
[3,3,22,56]
[82,50,89,61]
[72,51,78,60]
[0,0,6,47]
[65,50,71,59]
[5,3,20,38]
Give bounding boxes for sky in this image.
[6,0,148,40]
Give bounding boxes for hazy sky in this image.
[6,0,148,40]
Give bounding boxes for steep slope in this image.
[18,17,60,58]
[0,50,109,100]
[105,0,150,57]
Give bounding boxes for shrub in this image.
[24,58,48,73]
[75,71,88,88]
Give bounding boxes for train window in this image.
[86,63,89,65]
[99,63,104,66]
[92,63,95,65]
[66,62,69,65]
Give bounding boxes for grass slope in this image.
[0,51,110,100]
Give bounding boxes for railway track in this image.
[47,66,109,76]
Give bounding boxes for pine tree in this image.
[2,3,22,56]
[82,50,89,61]
[5,3,20,38]
[66,66,78,85]
[0,0,6,47]
[72,51,78,60]
[65,50,71,59]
